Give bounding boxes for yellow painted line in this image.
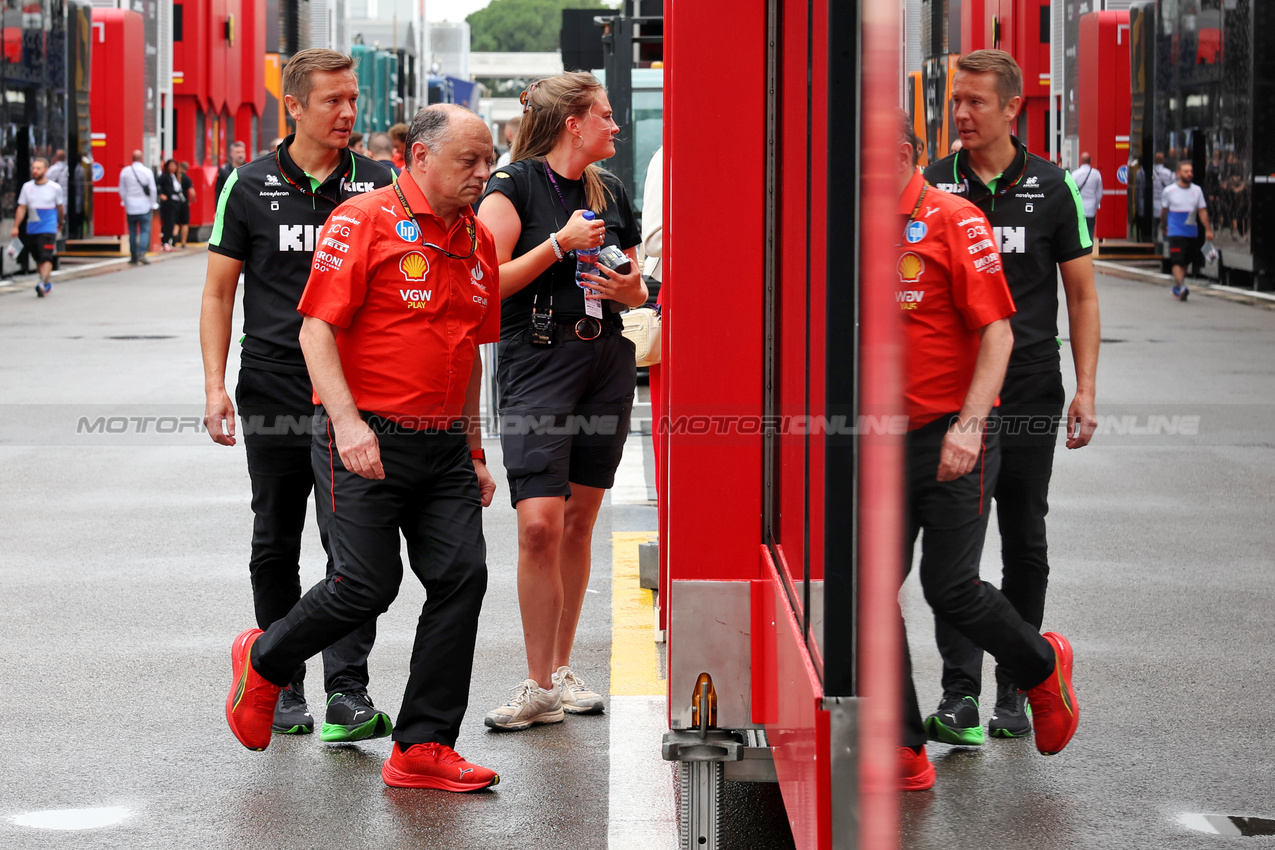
[610,531,664,696]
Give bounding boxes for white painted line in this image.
[609,695,678,850]
[51,257,131,278]
[1207,284,1275,303]
[611,435,651,505]
[11,807,131,830]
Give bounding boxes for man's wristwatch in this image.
[470,448,486,464]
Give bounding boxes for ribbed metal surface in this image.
[905,0,923,73]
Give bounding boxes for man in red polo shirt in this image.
[222,104,503,792]
[894,114,1079,791]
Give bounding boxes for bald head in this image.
[1080,152,1091,165]
[132,150,144,162]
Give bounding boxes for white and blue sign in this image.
[395,219,420,242]
[905,221,928,243]
[1117,164,1129,186]
[91,162,104,183]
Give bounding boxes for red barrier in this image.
[90,8,146,238]
[1080,10,1132,240]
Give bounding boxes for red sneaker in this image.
[382,743,500,792]
[1027,632,1079,756]
[899,746,936,791]
[225,628,280,751]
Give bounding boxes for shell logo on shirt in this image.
[400,251,429,282]
[898,252,924,284]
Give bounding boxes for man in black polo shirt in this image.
[922,49,1100,745]
[200,48,396,742]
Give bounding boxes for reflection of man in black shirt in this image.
[922,49,1100,744]
[199,49,396,742]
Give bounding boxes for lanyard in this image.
[392,181,478,260]
[907,185,928,224]
[543,160,573,215]
[272,147,349,203]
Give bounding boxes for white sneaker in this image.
[553,666,605,715]
[484,679,564,731]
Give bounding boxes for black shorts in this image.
[496,330,636,506]
[175,204,191,225]
[1168,236,1196,268]
[22,233,56,265]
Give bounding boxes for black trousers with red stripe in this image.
[237,366,378,695]
[251,409,488,748]
[901,414,1054,748]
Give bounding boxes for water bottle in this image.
[574,211,600,291]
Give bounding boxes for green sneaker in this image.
[924,694,986,746]
[320,690,393,742]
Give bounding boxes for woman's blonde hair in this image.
[513,72,615,214]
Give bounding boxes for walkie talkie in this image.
[530,293,554,346]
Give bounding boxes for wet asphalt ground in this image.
[2,254,1273,848]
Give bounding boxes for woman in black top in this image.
[157,159,183,251]
[176,161,195,248]
[478,71,646,730]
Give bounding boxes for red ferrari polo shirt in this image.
[297,173,501,427]
[897,169,1016,430]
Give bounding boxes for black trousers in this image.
[252,410,488,748]
[902,415,1055,748]
[237,367,378,694]
[933,370,1065,699]
[159,201,178,245]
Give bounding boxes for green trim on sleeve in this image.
[209,170,239,247]
[1063,170,1093,250]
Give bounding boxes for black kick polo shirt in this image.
[479,158,641,339]
[208,135,397,375]
[924,137,1091,373]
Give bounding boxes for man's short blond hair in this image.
[282,49,356,107]
[956,49,1023,107]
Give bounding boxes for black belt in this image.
[553,316,620,342]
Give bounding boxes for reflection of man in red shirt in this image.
[224,105,505,793]
[894,114,1079,791]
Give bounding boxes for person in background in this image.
[1162,160,1214,302]
[349,131,365,155]
[12,156,64,296]
[389,122,408,170]
[46,149,69,200]
[1151,152,1175,243]
[176,162,195,248]
[1071,152,1103,243]
[158,159,183,251]
[215,141,247,201]
[367,132,400,175]
[641,145,665,495]
[477,72,646,732]
[119,149,158,265]
[495,115,522,169]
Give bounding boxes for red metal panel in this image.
[664,0,766,585]
[758,547,827,850]
[1014,0,1050,100]
[206,0,228,114]
[90,8,145,238]
[239,0,266,118]
[172,0,208,110]
[221,0,243,118]
[962,0,988,53]
[1079,11,1132,239]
